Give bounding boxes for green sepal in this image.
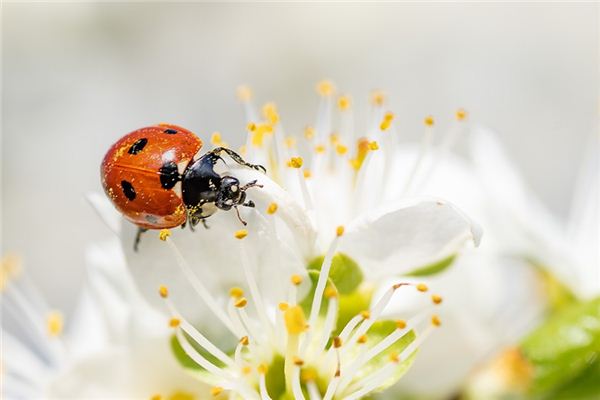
[406,254,456,277]
[521,297,600,397]
[307,253,363,295]
[170,333,226,385]
[336,284,374,336]
[299,269,337,317]
[528,259,578,311]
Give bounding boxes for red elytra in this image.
[101,123,202,230]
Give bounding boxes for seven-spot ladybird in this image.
[101,124,265,250]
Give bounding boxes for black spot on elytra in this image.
[121,180,136,201]
[164,129,178,135]
[159,161,180,189]
[128,138,148,155]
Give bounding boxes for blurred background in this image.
[2,2,598,315]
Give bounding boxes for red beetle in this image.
[101,123,265,250]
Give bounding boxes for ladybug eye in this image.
[231,185,238,193]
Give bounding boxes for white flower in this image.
[116,82,481,399]
[0,240,214,400]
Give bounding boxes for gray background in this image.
[2,2,598,314]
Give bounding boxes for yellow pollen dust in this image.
[333,336,343,348]
[396,320,407,329]
[431,315,442,327]
[456,108,467,121]
[237,85,253,102]
[314,144,326,154]
[1,253,21,291]
[159,285,169,298]
[169,318,181,328]
[360,310,371,319]
[285,136,297,149]
[368,141,379,151]
[211,386,224,397]
[316,80,335,96]
[336,225,345,237]
[159,229,171,241]
[336,144,348,155]
[278,302,290,311]
[262,102,280,125]
[258,363,269,374]
[287,157,303,169]
[424,116,435,127]
[370,90,386,106]
[303,169,312,179]
[46,311,63,337]
[357,334,368,344]
[389,351,400,363]
[417,283,429,292]
[211,132,222,145]
[267,202,278,215]
[291,274,303,286]
[229,287,244,299]
[284,306,308,334]
[293,356,305,366]
[432,294,443,304]
[239,336,249,346]
[337,95,351,111]
[234,297,248,308]
[234,229,248,239]
[242,366,252,375]
[247,122,257,132]
[325,286,338,299]
[304,126,315,140]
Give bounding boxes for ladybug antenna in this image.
[240,180,263,192]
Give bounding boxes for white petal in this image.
[339,198,481,278]
[85,192,122,235]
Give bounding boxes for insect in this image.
[101,123,265,250]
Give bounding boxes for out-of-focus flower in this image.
[115,81,481,399]
[0,242,214,400]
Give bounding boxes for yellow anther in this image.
[389,351,400,363]
[239,336,249,346]
[159,229,171,241]
[285,136,297,149]
[242,366,252,375]
[293,356,304,366]
[304,126,315,140]
[284,306,308,334]
[258,363,269,374]
[234,229,248,239]
[229,287,244,299]
[169,318,181,328]
[301,367,318,382]
[424,115,435,127]
[324,286,338,299]
[159,285,169,298]
[351,138,370,171]
[0,254,21,291]
[380,120,392,131]
[247,122,257,132]
[291,274,303,286]
[417,283,429,292]
[250,123,273,147]
[234,298,248,308]
[432,315,442,327]
[211,386,224,397]
[267,202,278,215]
[46,311,63,337]
[384,111,394,121]
[357,334,368,344]
[236,85,253,102]
[368,141,379,151]
[456,108,467,121]
[278,302,289,311]
[314,144,326,154]
[337,95,351,111]
[262,102,280,125]
[370,90,386,106]
[287,157,304,168]
[335,144,348,155]
[360,310,371,319]
[330,133,340,144]
[150,395,162,400]
[333,337,342,348]
[432,294,443,305]
[211,131,223,145]
[336,225,345,237]
[396,319,407,329]
[303,169,312,179]
[316,80,335,96]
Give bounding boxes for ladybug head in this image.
[216,176,256,210]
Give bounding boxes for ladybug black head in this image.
[216,176,246,210]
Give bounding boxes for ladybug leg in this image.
[201,218,210,229]
[134,227,148,252]
[209,147,266,173]
[243,200,255,208]
[234,206,248,226]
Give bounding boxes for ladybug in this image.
[101,123,265,250]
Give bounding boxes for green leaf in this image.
[548,358,600,400]
[405,254,456,277]
[528,259,578,311]
[354,320,418,393]
[521,297,600,396]
[307,253,363,294]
